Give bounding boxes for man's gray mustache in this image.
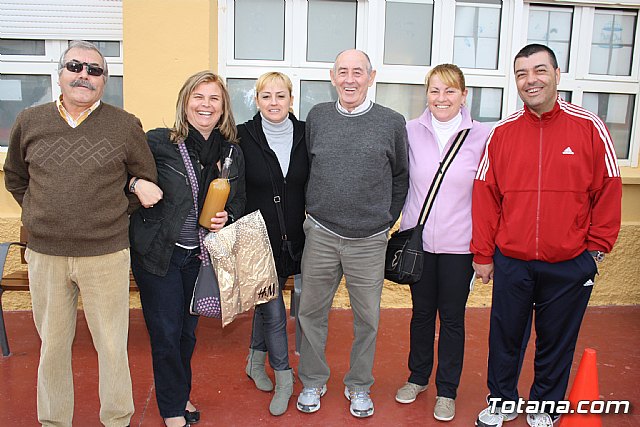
[70,80,96,90]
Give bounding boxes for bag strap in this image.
[256,132,290,245]
[416,127,471,226]
[177,139,230,266]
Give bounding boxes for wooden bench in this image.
[0,227,299,357]
[0,240,26,356]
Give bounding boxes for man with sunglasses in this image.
[4,40,161,427]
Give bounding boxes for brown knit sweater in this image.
[4,102,157,256]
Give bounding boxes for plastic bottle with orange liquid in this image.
[199,149,233,228]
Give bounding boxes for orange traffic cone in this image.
[558,348,602,427]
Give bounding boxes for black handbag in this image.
[258,137,303,278]
[385,128,470,284]
[276,239,303,278]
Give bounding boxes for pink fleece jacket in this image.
[399,106,490,254]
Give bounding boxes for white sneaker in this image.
[527,412,555,427]
[344,386,374,418]
[296,385,327,413]
[475,405,518,427]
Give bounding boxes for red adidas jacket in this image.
[471,98,622,264]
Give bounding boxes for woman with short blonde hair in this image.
[238,71,308,416]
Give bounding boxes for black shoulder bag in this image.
[384,128,470,285]
[258,144,304,278]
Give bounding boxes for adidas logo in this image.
[562,147,575,155]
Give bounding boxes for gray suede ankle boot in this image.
[269,369,294,416]
[245,349,273,391]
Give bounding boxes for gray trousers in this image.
[297,218,387,392]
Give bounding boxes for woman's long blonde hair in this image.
[171,71,237,143]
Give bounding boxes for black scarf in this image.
[185,126,223,209]
[186,126,222,170]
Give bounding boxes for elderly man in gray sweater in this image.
[296,49,409,418]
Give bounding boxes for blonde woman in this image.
[237,72,308,416]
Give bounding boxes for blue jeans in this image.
[131,246,200,418]
[250,276,290,371]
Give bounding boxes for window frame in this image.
[219,0,640,165]
[452,0,504,70]
[519,3,640,166]
[302,0,365,65]
[224,0,368,69]
[227,0,291,65]
[525,4,576,75]
[379,0,435,67]
[577,7,640,82]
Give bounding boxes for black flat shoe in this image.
[184,409,200,424]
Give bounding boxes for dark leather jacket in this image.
[129,128,245,276]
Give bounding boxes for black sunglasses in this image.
[64,60,105,77]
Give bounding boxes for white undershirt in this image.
[336,99,372,115]
[431,112,462,155]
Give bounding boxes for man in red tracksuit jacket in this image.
[471,44,622,427]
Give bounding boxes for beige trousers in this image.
[26,248,134,427]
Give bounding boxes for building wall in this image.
[1,0,639,306]
[622,169,640,221]
[122,0,218,131]
[122,0,640,306]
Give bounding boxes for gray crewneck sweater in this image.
[305,102,409,238]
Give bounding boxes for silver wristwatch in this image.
[589,250,605,262]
